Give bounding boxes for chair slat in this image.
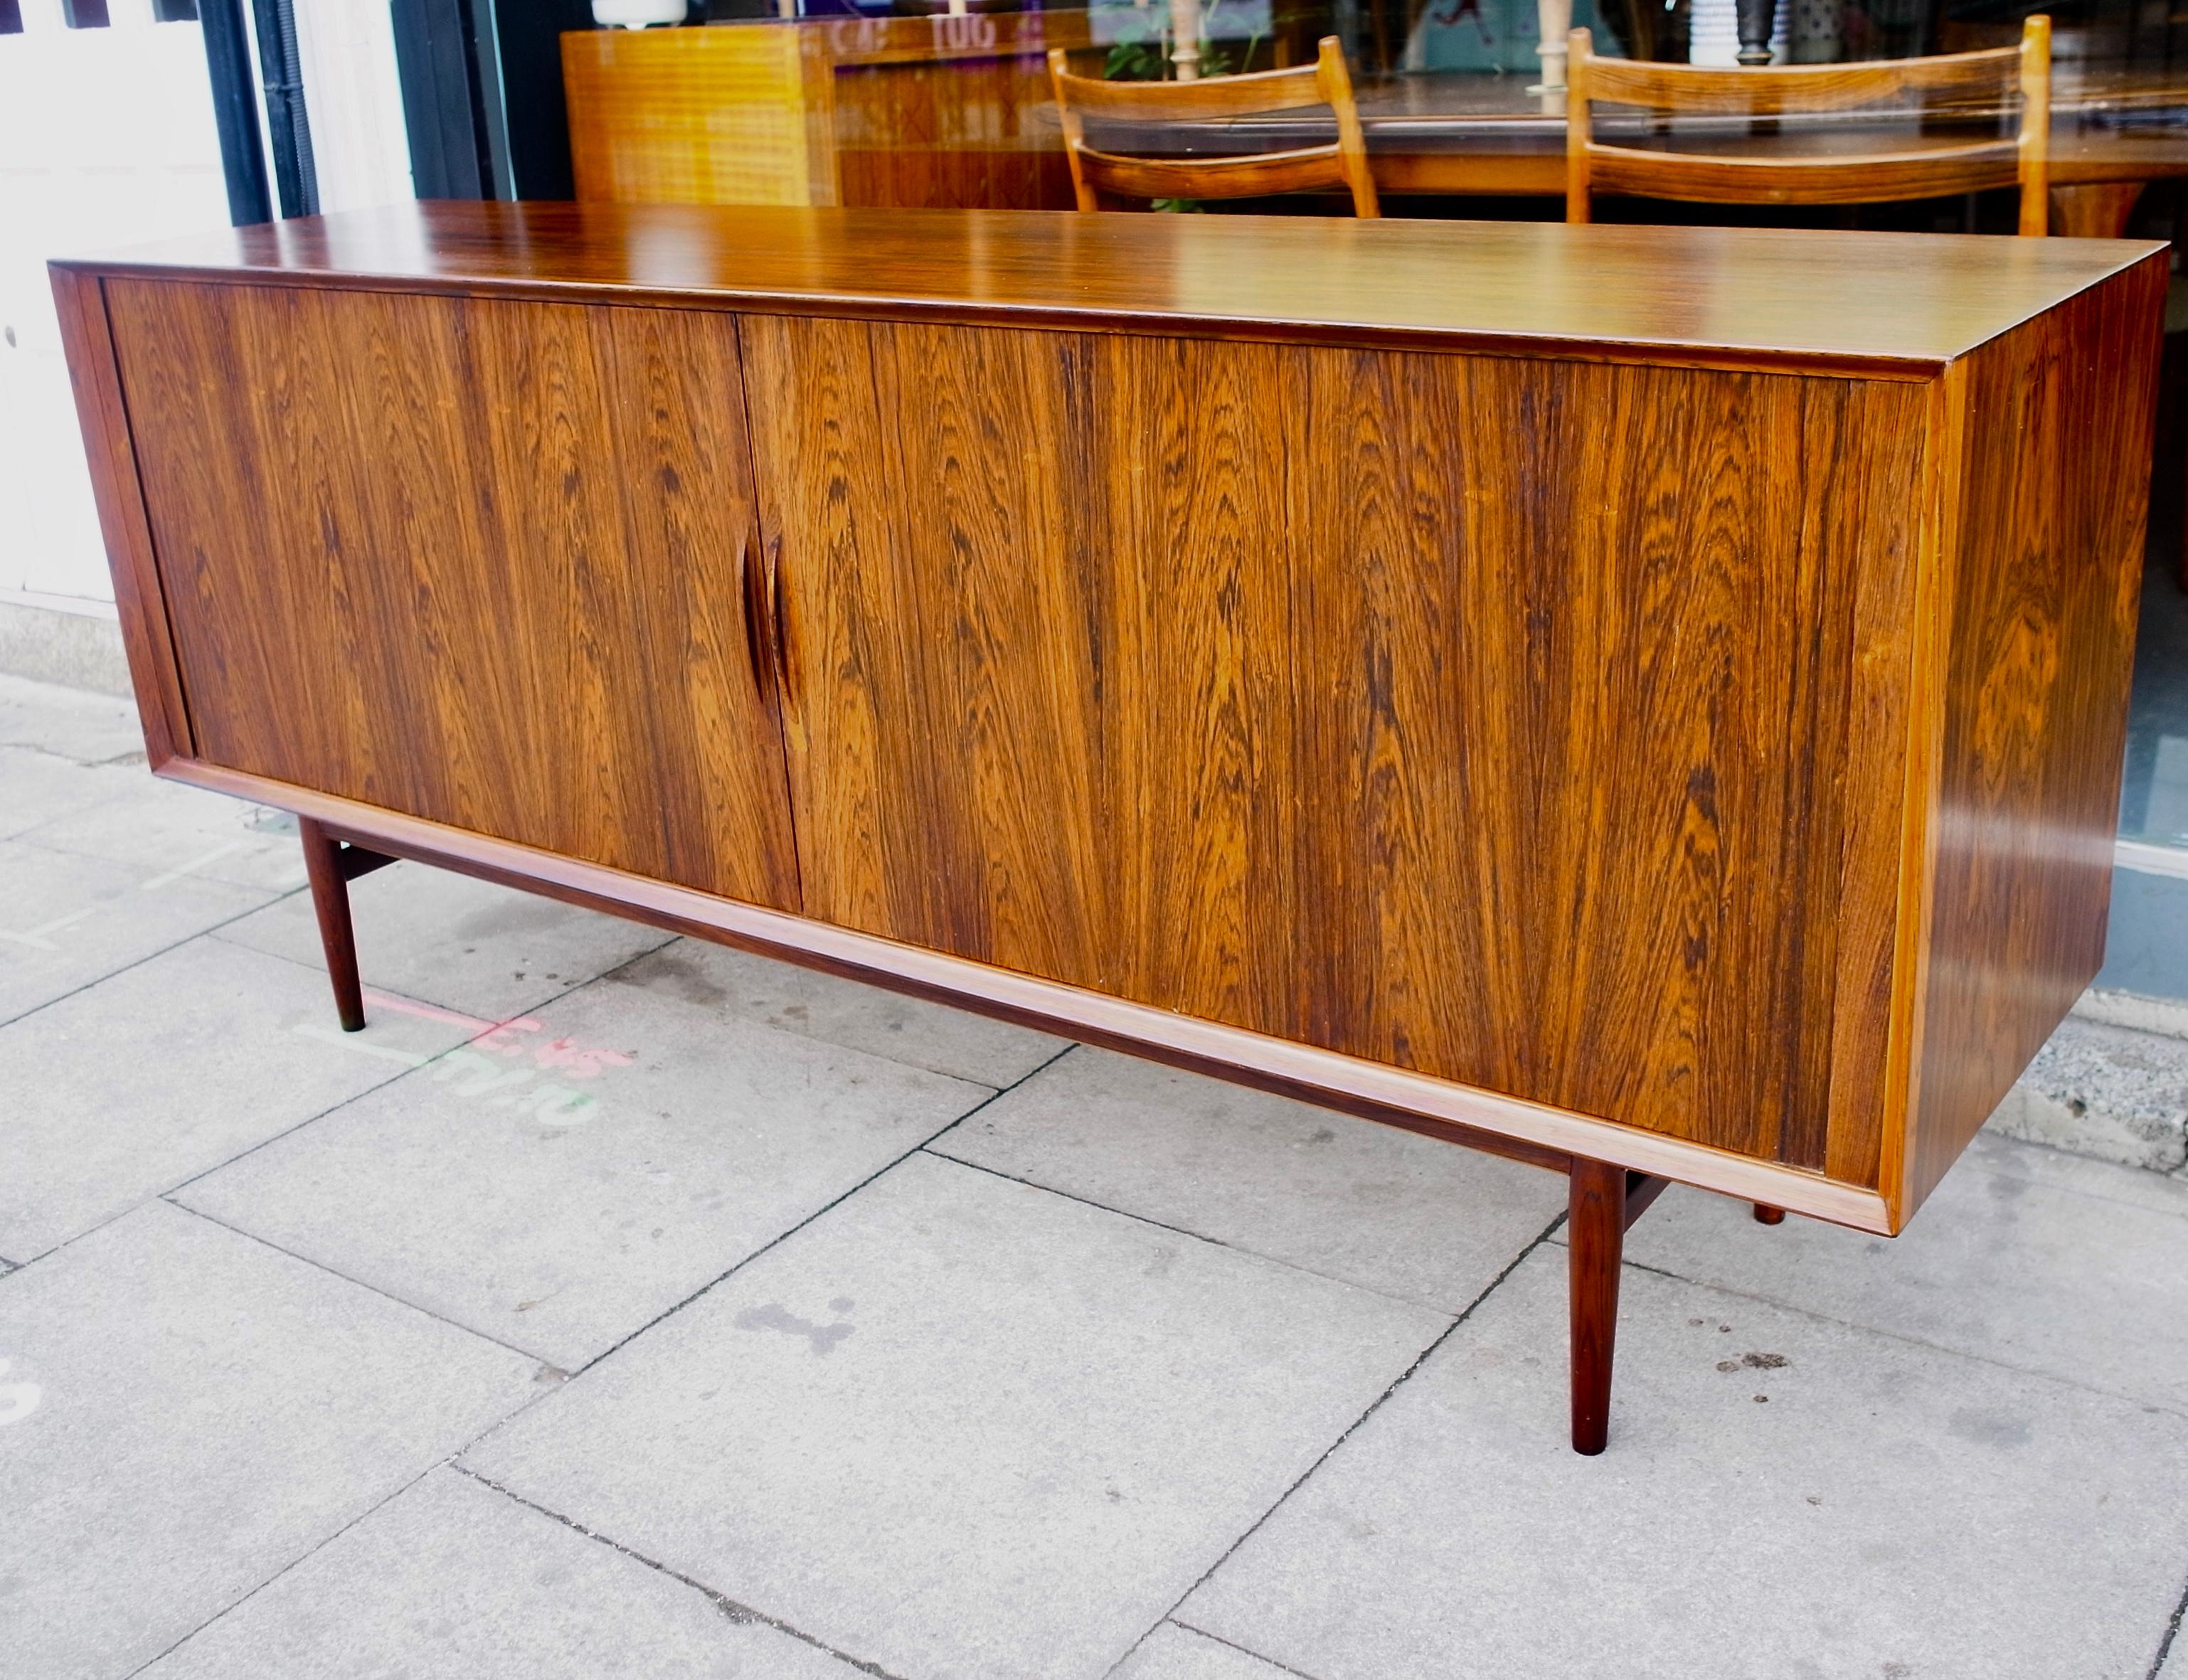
[1588,142,2022,206]
[1078,144,1350,203]
[1581,46,2020,117]
[1049,60,1332,120]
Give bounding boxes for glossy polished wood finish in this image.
[48,265,190,769]
[1900,259,2165,1214]
[66,199,2161,379]
[56,203,2164,1257]
[1297,353,1927,1172]
[103,278,800,909]
[740,314,1115,997]
[742,309,1927,1174]
[1048,37,1379,216]
[1566,17,2050,233]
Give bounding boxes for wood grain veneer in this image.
[102,279,800,910]
[53,203,2168,1241]
[62,200,2160,378]
[49,265,191,768]
[1899,257,2166,1212]
[743,313,1928,1174]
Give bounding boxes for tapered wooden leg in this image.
[1753,1203,1786,1226]
[298,816,366,1032]
[1568,1157,1627,1456]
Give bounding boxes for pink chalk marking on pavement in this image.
[359,989,635,1078]
[361,991,497,1033]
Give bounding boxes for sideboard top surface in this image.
[58,200,2165,376]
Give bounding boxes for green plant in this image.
[1105,38,1169,78]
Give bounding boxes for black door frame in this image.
[391,0,595,203]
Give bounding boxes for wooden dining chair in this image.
[1566,15,2051,235]
[1046,37,1380,217]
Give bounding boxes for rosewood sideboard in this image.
[53,202,2165,1452]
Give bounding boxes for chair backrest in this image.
[1566,16,2050,236]
[1046,37,1380,217]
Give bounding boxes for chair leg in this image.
[298,816,366,1033]
[1753,1203,1787,1226]
[1568,1157,1628,1456]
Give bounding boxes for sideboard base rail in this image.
[169,761,1889,1234]
[283,780,1795,1457]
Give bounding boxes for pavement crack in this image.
[561,1038,1077,1379]
[1104,1211,1569,1676]
[455,1466,913,1680]
[2145,1563,2188,1680]
[160,1200,549,1368]
[117,1460,445,1679]
[1165,1619,1329,1680]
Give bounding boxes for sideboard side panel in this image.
[48,268,192,767]
[1905,255,2168,1218]
[105,279,802,910]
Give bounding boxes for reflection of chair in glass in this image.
[1565,16,2051,236]
[1046,38,1380,217]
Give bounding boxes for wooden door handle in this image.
[740,526,777,705]
[767,531,795,713]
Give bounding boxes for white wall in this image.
[0,1,228,602]
[0,0,413,605]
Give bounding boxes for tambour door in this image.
[105,280,800,909]
[740,313,1300,1028]
[742,312,1929,1182]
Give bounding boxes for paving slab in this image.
[0,671,143,764]
[1113,1624,1307,1680]
[2165,1630,2188,1680]
[139,1467,875,1680]
[178,974,992,1368]
[0,839,273,1026]
[216,858,676,1019]
[610,936,1066,1087]
[0,1201,545,1680]
[20,772,309,893]
[1618,1129,2188,1414]
[1181,1251,2188,1680]
[464,1152,1448,1680]
[1986,1016,2188,1171]
[935,1046,1568,1312]
[0,935,472,1260]
[0,745,137,839]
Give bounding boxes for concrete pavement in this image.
[5,671,2188,1680]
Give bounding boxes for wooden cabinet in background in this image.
[53,202,2166,1452]
[563,16,1089,211]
